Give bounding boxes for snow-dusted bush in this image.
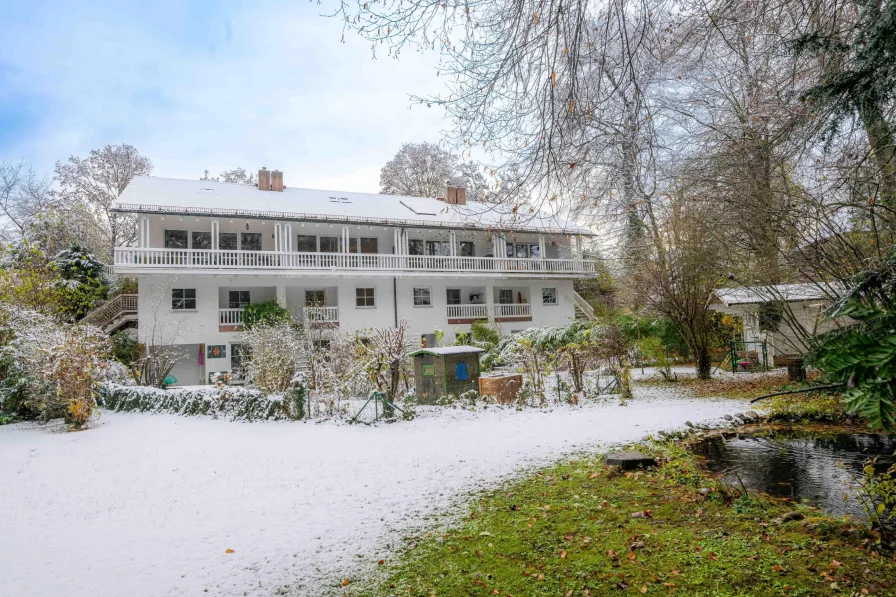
[240,322,304,394]
[306,330,376,401]
[0,304,112,426]
[98,381,307,422]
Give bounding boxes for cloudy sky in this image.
[0,0,448,192]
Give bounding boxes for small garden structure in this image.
[410,346,484,404]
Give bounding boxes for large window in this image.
[241,232,262,251]
[498,289,514,305]
[355,287,376,308]
[360,238,378,254]
[228,290,250,308]
[219,232,238,250]
[320,236,340,253]
[426,240,452,256]
[506,243,539,258]
[542,287,557,305]
[192,231,212,250]
[296,235,317,252]
[446,289,461,305]
[459,241,474,257]
[413,287,432,306]
[164,230,188,249]
[172,288,196,310]
[408,239,424,255]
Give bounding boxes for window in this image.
[241,232,262,251]
[529,244,540,259]
[426,240,451,256]
[305,290,325,306]
[408,239,424,255]
[172,288,196,310]
[355,287,376,308]
[348,238,358,253]
[192,231,212,250]
[446,289,461,305]
[228,290,250,308]
[459,241,474,257]
[505,243,539,258]
[164,230,188,249]
[360,237,378,254]
[231,343,248,376]
[296,235,317,252]
[498,289,514,304]
[320,236,340,253]
[413,287,432,306]
[515,244,530,258]
[219,232,238,250]
[542,287,557,305]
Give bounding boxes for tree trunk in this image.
[859,100,896,217]
[695,345,712,380]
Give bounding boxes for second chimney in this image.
[258,167,271,191]
[444,185,467,205]
[271,170,284,192]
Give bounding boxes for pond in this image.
[690,427,896,519]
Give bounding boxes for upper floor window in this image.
[192,231,212,250]
[320,236,340,253]
[241,232,262,251]
[506,243,539,259]
[164,230,188,249]
[220,232,238,250]
[296,235,317,252]
[459,241,474,257]
[172,288,196,310]
[408,239,424,255]
[360,238,378,254]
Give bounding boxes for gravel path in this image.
[0,387,746,597]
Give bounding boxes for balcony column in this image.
[341,225,350,253]
[284,223,292,252]
[211,219,219,250]
[273,223,281,252]
[575,234,583,260]
[448,231,457,256]
[538,234,546,259]
[137,215,150,248]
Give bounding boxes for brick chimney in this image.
[258,167,271,191]
[271,170,284,192]
[444,185,467,205]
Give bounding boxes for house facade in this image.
[110,169,599,385]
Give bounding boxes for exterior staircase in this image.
[573,290,597,321]
[81,294,138,334]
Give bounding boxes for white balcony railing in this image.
[113,248,596,275]
[447,304,489,319]
[304,306,339,325]
[494,304,531,318]
[219,308,244,325]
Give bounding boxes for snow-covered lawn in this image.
[1,387,747,597]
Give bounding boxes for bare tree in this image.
[54,144,153,260]
[380,141,459,197]
[0,160,54,242]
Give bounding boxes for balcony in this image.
[494,304,531,320]
[113,248,596,277]
[303,306,339,327]
[446,304,489,323]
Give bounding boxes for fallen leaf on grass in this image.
[639,586,648,593]
[628,551,637,560]
[663,582,676,588]
[773,565,784,572]
[829,560,842,569]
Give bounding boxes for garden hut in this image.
[409,346,485,404]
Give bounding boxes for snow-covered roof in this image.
[713,283,839,307]
[113,176,595,236]
[408,346,486,357]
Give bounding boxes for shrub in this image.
[242,300,292,329]
[98,381,308,421]
[111,330,141,366]
[240,322,303,394]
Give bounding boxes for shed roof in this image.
[712,283,840,307]
[408,346,486,357]
[113,176,596,236]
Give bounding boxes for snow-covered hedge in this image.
[98,382,307,422]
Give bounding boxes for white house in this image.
[107,169,600,385]
[709,282,846,364]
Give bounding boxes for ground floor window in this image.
[446,288,461,305]
[413,287,432,306]
[172,288,196,310]
[356,287,376,307]
[542,287,557,305]
[231,343,248,376]
[498,289,514,304]
[228,290,250,308]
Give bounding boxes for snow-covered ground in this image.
[1,386,747,597]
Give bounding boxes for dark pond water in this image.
[690,428,896,519]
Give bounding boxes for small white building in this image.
[108,169,600,385]
[709,283,846,364]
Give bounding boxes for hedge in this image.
[98,381,307,422]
